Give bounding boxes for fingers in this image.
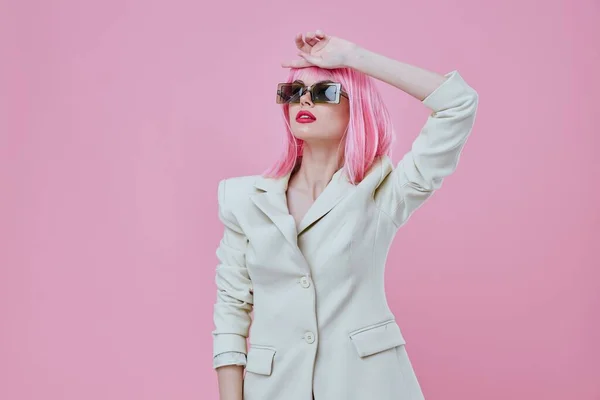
[284,30,327,68]
[281,57,313,69]
[305,32,319,47]
[294,33,304,50]
[298,52,320,65]
[295,30,327,50]
[315,29,327,40]
[281,52,321,69]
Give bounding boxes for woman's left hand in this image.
[281,30,359,69]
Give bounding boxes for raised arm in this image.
[345,47,479,226]
[281,33,478,228]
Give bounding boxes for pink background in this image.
[1,0,598,399]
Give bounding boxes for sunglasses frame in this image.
[276,81,349,104]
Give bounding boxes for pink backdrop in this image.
[1,0,598,399]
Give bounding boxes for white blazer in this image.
[213,70,478,400]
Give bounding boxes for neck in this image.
[289,143,344,197]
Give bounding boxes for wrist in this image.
[343,45,370,71]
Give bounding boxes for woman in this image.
[212,30,479,400]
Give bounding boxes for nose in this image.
[300,90,314,106]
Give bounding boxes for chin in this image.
[293,131,342,142]
[292,126,344,142]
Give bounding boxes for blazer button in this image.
[304,331,315,344]
[300,276,311,288]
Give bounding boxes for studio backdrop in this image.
[1,0,598,399]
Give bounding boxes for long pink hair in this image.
[262,66,395,185]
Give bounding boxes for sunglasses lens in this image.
[312,83,340,103]
[277,84,304,103]
[276,82,345,104]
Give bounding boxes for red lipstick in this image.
[296,110,316,123]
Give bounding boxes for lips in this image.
[296,110,316,123]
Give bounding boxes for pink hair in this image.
[262,66,395,185]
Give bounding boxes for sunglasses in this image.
[276,80,349,104]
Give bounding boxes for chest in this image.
[243,186,393,276]
[245,201,398,295]
[285,187,320,231]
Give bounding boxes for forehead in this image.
[290,68,334,85]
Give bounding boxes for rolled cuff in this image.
[213,333,248,358]
[213,351,247,369]
[422,70,478,112]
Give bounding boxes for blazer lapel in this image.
[250,170,298,248]
[296,169,355,235]
[250,166,356,247]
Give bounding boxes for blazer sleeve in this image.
[213,351,247,369]
[212,178,254,358]
[374,70,479,227]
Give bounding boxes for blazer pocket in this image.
[349,319,406,358]
[246,345,276,376]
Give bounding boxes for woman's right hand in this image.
[281,29,359,70]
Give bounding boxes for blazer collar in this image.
[250,165,356,248]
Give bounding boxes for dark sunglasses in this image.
[276,80,349,104]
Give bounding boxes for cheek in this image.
[325,107,350,128]
[288,105,300,118]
